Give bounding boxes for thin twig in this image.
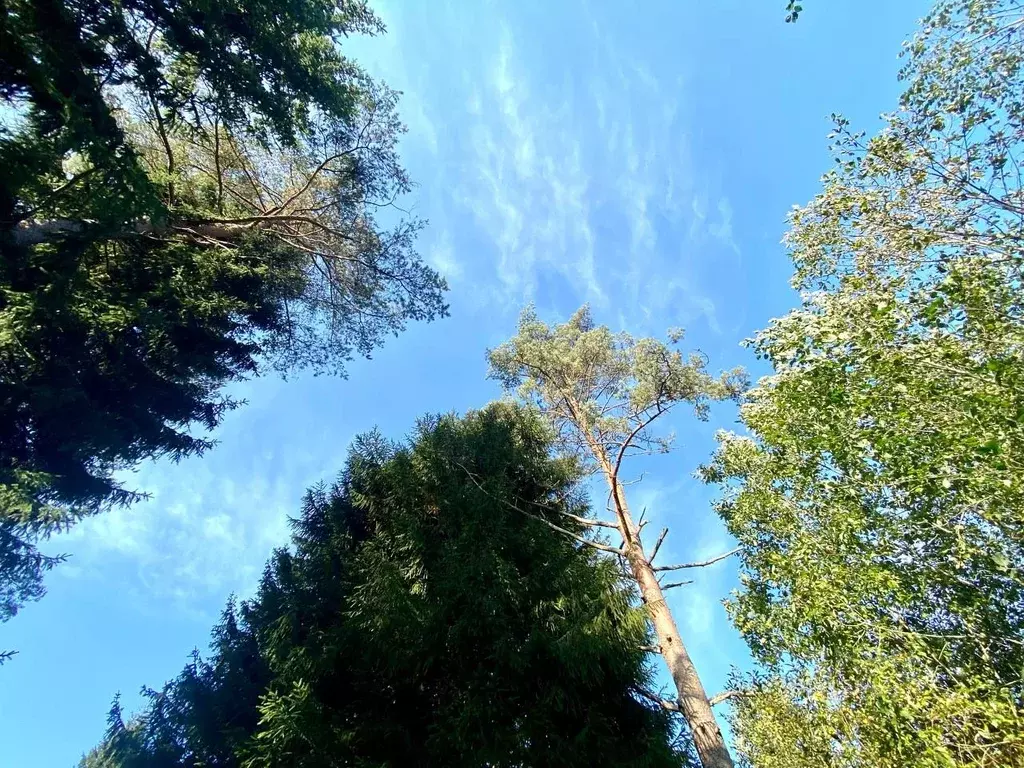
[635,687,681,713]
[709,690,748,707]
[662,580,694,590]
[558,511,620,529]
[455,462,625,556]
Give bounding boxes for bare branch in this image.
[709,690,748,707]
[455,462,625,556]
[662,579,694,590]
[653,547,741,573]
[635,687,681,713]
[558,511,620,530]
[649,527,669,563]
[266,146,362,217]
[639,644,662,654]
[618,471,647,487]
[612,402,673,480]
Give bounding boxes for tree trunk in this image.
[601,457,734,768]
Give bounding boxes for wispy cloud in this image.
[457,26,603,309]
[428,227,463,281]
[51,396,346,617]
[41,0,750,626]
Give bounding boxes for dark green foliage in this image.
[0,0,446,619]
[81,405,685,767]
[0,0,381,225]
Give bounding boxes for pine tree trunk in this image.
[602,460,734,768]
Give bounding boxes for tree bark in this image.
[598,451,734,768]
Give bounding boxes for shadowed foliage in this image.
[0,0,447,623]
[80,405,687,767]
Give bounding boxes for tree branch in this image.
[709,690,748,707]
[652,547,741,572]
[649,527,669,563]
[661,579,693,590]
[635,687,681,713]
[558,510,620,529]
[265,147,363,217]
[612,402,672,480]
[455,462,625,556]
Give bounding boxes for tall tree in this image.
[0,0,446,622]
[80,404,686,767]
[488,307,747,768]
[702,2,1024,765]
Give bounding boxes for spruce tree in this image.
[81,404,686,767]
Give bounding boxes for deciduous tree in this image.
[702,2,1024,765]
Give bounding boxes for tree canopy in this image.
[80,405,686,767]
[0,0,446,623]
[703,2,1024,765]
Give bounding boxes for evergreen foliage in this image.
[81,405,685,767]
[0,0,446,619]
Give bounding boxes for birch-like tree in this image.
[702,2,1024,765]
[489,306,747,768]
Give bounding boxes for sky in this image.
[1,1,931,764]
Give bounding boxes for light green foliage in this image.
[0,0,446,621]
[488,306,746,472]
[82,405,687,767]
[702,2,1024,766]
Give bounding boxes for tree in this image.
[702,2,1024,765]
[488,307,747,768]
[81,404,687,767]
[0,0,446,622]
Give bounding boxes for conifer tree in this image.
[489,308,747,768]
[82,405,686,767]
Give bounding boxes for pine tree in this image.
[82,404,687,767]
[488,308,747,768]
[0,0,446,620]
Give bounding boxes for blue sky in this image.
[1,1,930,764]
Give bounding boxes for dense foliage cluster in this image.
[0,0,446,621]
[703,2,1024,765]
[80,406,685,767]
